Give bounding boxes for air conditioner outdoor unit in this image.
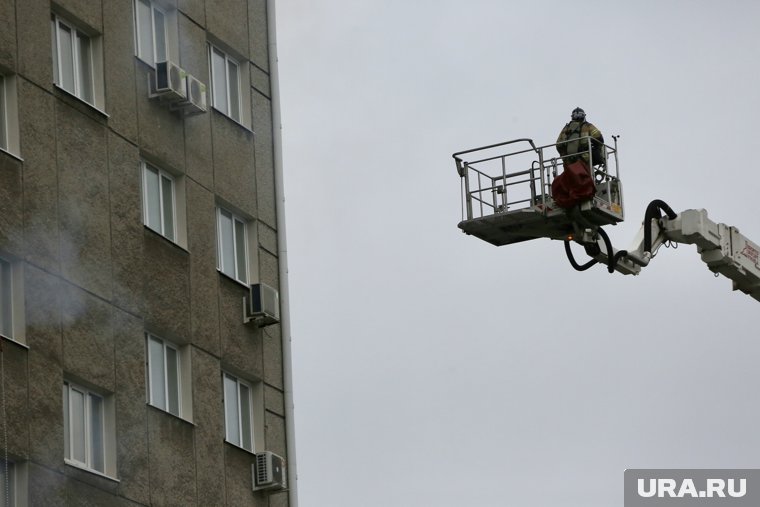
[173,74,207,115]
[252,451,286,491]
[244,283,280,327]
[150,61,187,102]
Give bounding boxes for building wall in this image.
[0,0,289,505]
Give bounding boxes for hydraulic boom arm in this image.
[575,205,760,302]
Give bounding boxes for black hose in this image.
[643,199,678,254]
[564,240,598,271]
[565,198,673,275]
[596,227,625,273]
[565,227,628,274]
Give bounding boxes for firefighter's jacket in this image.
[556,120,604,165]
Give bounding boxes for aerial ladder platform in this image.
[454,137,760,302]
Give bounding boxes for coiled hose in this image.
[643,199,678,255]
[564,199,677,274]
[564,240,598,271]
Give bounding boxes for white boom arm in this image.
[581,209,760,302]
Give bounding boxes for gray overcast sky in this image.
[276,1,760,506]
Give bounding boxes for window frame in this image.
[134,0,169,67]
[0,459,15,507]
[0,74,6,152]
[146,333,181,417]
[141,161,177,242]
[51,14,95,105]
[208,44,241,122]
[0,254,24,345]
[0,256,12,340]
[62,381,106,474]
[223,372,255,452]
[216,207,249,284]
[0,74,21,159]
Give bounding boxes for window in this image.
[0,75,6,152]
[147,334,180,416]
[0,74,20,158]
[51,15,92,103]
[134,0,168,66]
[216,207,249,284]
[146,333,181,416]
[0,460,26,507]
[51,14,104,109]
[0,460,15,507]
[208,45,240,122]
[0,255,23,344]
[223,373,254,452]
[63,382,105,473]
[142,162,176,241]
[63,381,115,476]
[140,161,186,247]
[0,257,11,339]
[145,333,192,421]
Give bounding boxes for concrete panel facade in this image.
[143,230,192,339]
[248,0,269,72]
[178,0,205,27]
[16,0,53,90]
[186,179,221,353]
[109,132,145,316]
[206,0,249,59]
[103,0,140,142]
[25,266,65,472]
[0,155,23,255]
[219,277,263,378]
[56,102,112,299]
[113,309,151,505]
[0,341,29,457]
[54,0,103,33]
[212,113,257,216]
[0,0,17,71]
[179,14,215,188]
[250,63,271,98]
[136,65,187,172]
[0,1,291,505]
[18,79,59,272]
[191,347,227,506]
[61,282,116,392]
[253,91,276,228]
[147,408,197,506]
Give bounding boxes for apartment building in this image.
[0,0,295,505]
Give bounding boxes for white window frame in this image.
[216,207,250,284]
[141,161,176,241]
[140,161,187,248]
[62,381,116,478]
[134,0,169,67]
[145,333,192,421]
[0,459,15,507]
[146,333,181,416]
[0,459,27,507]
[51,13,105,111]
[0,75,6,153]
[0,254,24,345]
[0,256,12,340]
[63,381,105,473]
[0,73,22,159]
[51,14,92,103]
[208,44,241,122]
[223,373,255,452]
